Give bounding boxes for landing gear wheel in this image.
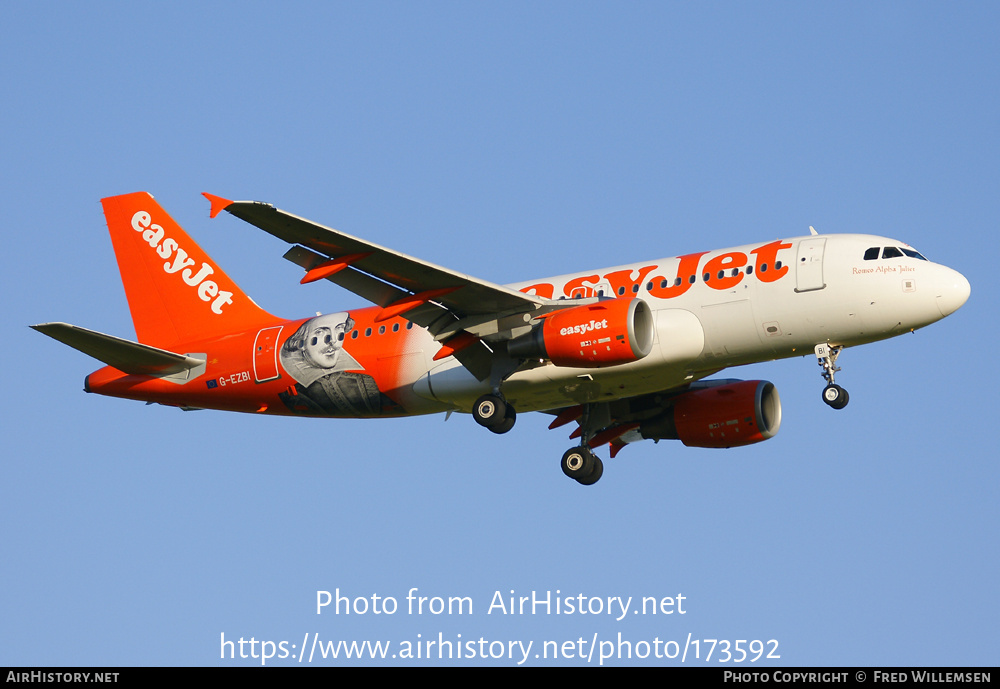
[473,394,516,433]
[576,456,604,485]
[473,394,506,427]
[561,447,597,481]
[488,404,516,435]
[822,384,849,410]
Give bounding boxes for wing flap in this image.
[31,323,205,376]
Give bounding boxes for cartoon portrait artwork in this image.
[277,312,390,416]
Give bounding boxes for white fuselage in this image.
[406,233,969,413]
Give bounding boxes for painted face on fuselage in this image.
[303,320,351,368]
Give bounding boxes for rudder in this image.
[101,192,278,347]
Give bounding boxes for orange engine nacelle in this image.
[508,298,654,368]
[639,380,782,448]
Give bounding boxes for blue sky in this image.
[2,2,996,666]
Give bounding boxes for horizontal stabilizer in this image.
[31,323,205,376]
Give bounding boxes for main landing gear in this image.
[561,446,604,486]
[473,393,516,434]
[473,352,521,434]
[472,383,606,485]
[815,343,849,410]
[558,403,609,486]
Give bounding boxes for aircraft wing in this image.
[206,194,546,328]
[205,194,601,381]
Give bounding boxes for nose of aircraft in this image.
[935,267,971,317]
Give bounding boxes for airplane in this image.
[32,192,970,485]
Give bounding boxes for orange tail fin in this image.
[101,192,278,347]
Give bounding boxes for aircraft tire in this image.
[473,394,507,429]
[561,447,596,480]
[576,456,604,485]
[822,384,849,410]
[488,404,517,434]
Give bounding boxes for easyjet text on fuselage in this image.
[519,240,793,300]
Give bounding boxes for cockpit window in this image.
[900,247,928,261]
[865,246,929,261]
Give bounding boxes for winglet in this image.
[202,192,234,219]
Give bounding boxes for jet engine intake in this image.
[509,298,654,368]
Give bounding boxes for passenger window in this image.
[392,323,399,332]
[864,247,880,260]
[882,246,903,259]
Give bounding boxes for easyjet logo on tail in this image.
[131,210,233,314]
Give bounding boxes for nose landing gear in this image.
[815,343,849,409]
